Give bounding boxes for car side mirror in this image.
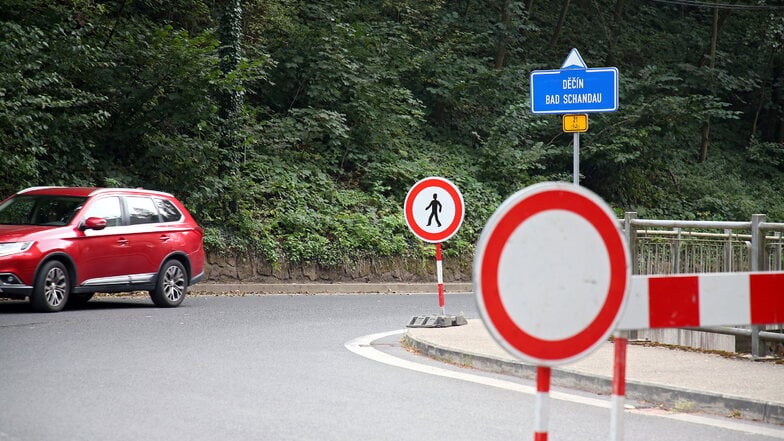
[80,217,108,231]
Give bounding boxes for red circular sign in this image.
[474,183,629,366]
[404,177,464,243]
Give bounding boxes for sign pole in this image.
[563,114,586,185]
[610,330,628,441]
[534,366,551,441]
[573,132,580,185]
[435,242,445,315]
[404,177,466,328]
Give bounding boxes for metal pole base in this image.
[406,314,468,328]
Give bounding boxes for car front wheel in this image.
[31,261,70,312]
[150,260,188,308]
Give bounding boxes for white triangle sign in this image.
[561,48,587,69]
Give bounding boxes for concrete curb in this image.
[191,282,473,295]
[403,332,784,425]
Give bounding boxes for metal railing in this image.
[622,213,784,358]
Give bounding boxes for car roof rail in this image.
[88,188,174,197]
[18,186,67,194]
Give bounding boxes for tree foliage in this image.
[1,0,783,263]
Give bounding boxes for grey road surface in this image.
[0,294,780,441]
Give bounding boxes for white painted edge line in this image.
[346,330,784,439]
[629,410,784,439]
[345,330,619,409]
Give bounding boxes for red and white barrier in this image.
[617,271,784,330]
[610,271,784,440]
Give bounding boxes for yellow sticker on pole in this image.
[563,114,588,133]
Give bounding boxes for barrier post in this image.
[435,242,445,315]
[750,214,766,358]
[534,366,551,441]
[610,331,628,441]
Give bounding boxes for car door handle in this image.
[117,238,129,246]
[159,235,171,242]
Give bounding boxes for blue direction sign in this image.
[530,49,619,114]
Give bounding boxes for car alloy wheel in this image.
[163,264,185,302]
[31,261,70,312]
[45,267,67,306]
[150,260,188,308]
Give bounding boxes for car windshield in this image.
[0,195,86,226]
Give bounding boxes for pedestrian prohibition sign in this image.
[404,177,464,244]
[474,182,630,366]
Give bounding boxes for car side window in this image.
[33,197,84,226]
[83,197,123,227]
[155,198,183,222]
[127,196,160,225]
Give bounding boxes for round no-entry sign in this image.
[474,182,630,366]
[404,177,464,243]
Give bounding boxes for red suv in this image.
[0,187,205,312]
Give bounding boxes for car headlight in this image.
[0,242,34,257]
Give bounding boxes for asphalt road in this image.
[0,293,781,441]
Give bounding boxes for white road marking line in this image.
[346,330,784,439]
[346,330,617,409]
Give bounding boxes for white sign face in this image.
[498,209,611,341]
[404,177,464,243]
[474,182,630,366]
[409,187,457,234]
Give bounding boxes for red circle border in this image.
[404,177,465,243]
[479,188,628,364]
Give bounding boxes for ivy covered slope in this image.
[1,1,783,265]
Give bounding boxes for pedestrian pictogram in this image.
[425,193,443,227]
[404,177,464,244]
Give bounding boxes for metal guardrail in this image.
[622,213,784,358]
[695,326,784,343]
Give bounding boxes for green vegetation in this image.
[2,1,783,264]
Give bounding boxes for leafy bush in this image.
[3,0,784,267]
